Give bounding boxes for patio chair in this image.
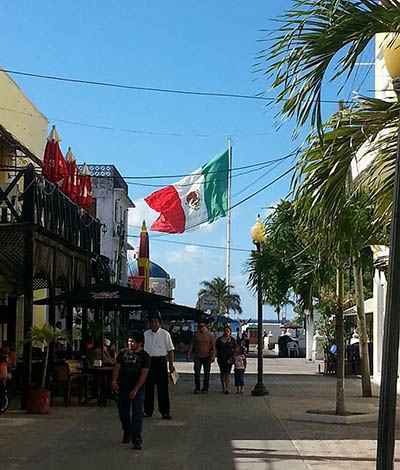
[51,362,88,407]
[287,341,299,357]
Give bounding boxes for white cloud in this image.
[166,244,202,265]
[128,198,159,230]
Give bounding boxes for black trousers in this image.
[194,357,211,391]
[144,356,170,416]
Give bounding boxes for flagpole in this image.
[226,138,232,317]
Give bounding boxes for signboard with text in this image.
[201,296,218,311]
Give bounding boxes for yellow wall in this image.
[0,67,48,160]
[33,289,49,328]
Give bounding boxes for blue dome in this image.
[129,260,169,279]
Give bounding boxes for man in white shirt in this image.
[143,310,175,419]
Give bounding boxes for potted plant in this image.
[21,324,68,414]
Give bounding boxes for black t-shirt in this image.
[0,354,7,365]
[117,348,150,390]
[216,337,236,362]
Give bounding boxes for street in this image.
[1,357,395,470]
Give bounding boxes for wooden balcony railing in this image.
[0,164,100,254]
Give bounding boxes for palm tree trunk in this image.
[336,268,346,416]
[353,252,372,397]
[41,347,49,390]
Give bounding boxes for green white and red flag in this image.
[145,149,229,233]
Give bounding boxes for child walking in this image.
[234,345,246,394]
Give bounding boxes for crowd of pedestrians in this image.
[112,311,247,451]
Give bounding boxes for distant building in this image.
[129,259,176,298]
[81,164,135,285]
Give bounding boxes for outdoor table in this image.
[83,366,114,407]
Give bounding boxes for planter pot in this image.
[27,388,50,414]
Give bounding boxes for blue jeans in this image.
[117,387,144,442]
[234,369,245,387]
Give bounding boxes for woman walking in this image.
[216,325,236,394]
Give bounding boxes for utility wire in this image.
[232,159,287,199]
[33,153,294,181]
[127,235,250,253]
[126,160,289,189]
[230,165,294,211]
[0,104,272,139]
[1,68,352,105]
[122,154,294,180]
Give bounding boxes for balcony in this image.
[0,164,100,254]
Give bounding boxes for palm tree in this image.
[259,0,400,134]
[197,277,242,316]
[261,0,400,414]
[293,102,392,398]
[246,201,333,324]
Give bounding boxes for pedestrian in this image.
[112,331,150,449]
[242,330,250,354]
[143,309,175,419]
[233,345,247,394]
[216,325,236,394]
[235,327,242,346]
[187,321,216,394]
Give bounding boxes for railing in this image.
[0,164,100,254]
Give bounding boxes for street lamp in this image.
[377,34,400,469]
[251,216,269,396]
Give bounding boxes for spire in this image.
[141,220,147,232]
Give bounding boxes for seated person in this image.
[86,347,102,366]
[103,339,116,365]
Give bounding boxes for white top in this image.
[144,328,175,357]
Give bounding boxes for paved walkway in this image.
[1,357,399,469]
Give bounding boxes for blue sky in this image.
[1,1,375,319]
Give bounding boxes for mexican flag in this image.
[145,149,229,233]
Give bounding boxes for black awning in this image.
[158,303,205,322]
[33,282,171,308]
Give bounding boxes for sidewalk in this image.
[1,357,398,469]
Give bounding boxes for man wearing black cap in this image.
[143,309,175,419]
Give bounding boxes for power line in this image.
[34,153,294,181]
[0,104,272,139]
[232,159,287,199]
[230,165,294,211]
[126,159,289,189]
[122,154,294,180]
[1,68,352,105]
[127,235,250,253]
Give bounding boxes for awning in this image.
[33,282,171,308]
[344,298,374,316]
[158,303,205,322]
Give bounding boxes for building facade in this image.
[82,165,134,286]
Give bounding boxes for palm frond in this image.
[259,0,400,133]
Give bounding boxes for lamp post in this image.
[251,216,269,396]
[377,35,400,469]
